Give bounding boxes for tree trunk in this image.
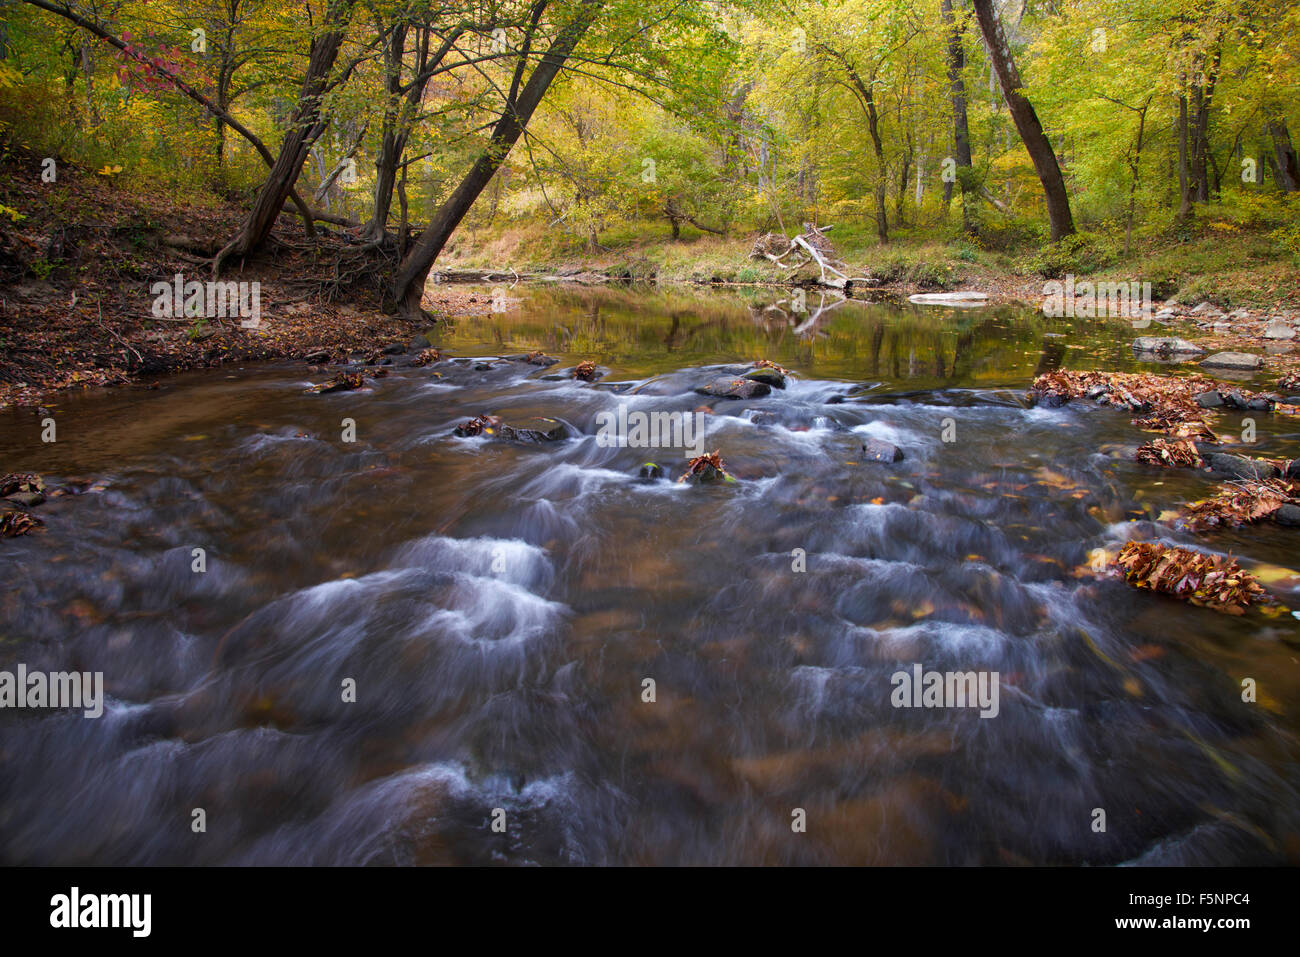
[1177,94,1193,221]
[1269,119,1300,192]
[1124,99,1150,256]
[214,0,356,271]
[391,0,604,319]
[970,0,1074,240]
[941,0,973,232]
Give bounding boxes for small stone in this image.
[638,463,664,480]
[409,334,431,351]
[1195,390,1224,408]
[1263,321,1297,340]
[861,438,904,463]
[382,343,406,355]
[1200,352,1262,371]
[4,491,44,507]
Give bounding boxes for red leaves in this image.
[572,360,598,381]
[1115,541,1266,614]
[1181,479,1298,532]
[116,33,195,94]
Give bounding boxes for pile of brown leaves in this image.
[410,348,445,367]
[678,450,732,483]
[1136,438,1201,469]
[1181,478,1299,532]
[453,414,502,437]
[1280,372,1300,393]
[0,510,43,538]
[1033,370,1221,417]
[0,473,43,497]
[1115,541,1267,614]
[522,351,551,365]
[572,360,598,381]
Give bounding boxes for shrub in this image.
[1023,231,1117,278]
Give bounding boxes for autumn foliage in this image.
[1115,541,1267,614]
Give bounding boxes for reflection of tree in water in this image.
[1033,335,1067,376]
[440,286,1061,385]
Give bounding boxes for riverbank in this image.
[4,153,1299,409]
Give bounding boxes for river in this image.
[1,284,1297,865]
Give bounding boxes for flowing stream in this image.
[1,285,1298,865]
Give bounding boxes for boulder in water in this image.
[695,376,771,399]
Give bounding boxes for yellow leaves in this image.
[97,164,124,176]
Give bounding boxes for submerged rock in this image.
[860,438,904,463]
[638,462,664,480]
[695,376,771,399]
[4,490,45,507]
[1275,504,1300,527]
[1202,453,1281,480]
[504,352,560,367]
[1200,352,1262,371]
[497,417,569,443]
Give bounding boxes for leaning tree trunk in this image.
[391,0,604,319]
[214,0,355,271]
[970,0,1074,241]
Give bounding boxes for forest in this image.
[1,0,1297,321]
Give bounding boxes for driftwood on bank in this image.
[749,224,867,289]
